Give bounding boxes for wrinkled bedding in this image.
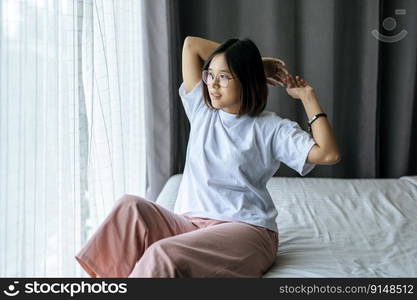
[157,174,417,277]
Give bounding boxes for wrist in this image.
[300,88,316,102]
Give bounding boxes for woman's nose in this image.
[208,73,222,88]
[211,80,220,89]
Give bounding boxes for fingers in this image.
[285,74,308,88]
[280,67,289,77]
[270,76,284,87]
[266,78,279,86]
[275,72,287,87]
[290,75,297,88]
[276,59,285,66]
[267,77,287,88]
[266,66,288,88]
[275,62,288,74]
[274,70,288,87]
[271,69,308,89]
[286,74,296,88]
[267,61,288,87]
[295,75,308,87]
[277,79,286,88]
[263,57,286,67]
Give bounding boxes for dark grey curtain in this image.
[169,0,417,179]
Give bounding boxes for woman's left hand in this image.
[284,74,315,100]
[262,57,289,87]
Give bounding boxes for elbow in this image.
[324,152,341,165]
[184,36,194,48]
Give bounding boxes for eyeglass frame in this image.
[202,70,236,88]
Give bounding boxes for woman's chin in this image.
[211,100,222,108]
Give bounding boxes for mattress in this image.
[156,174,417,277]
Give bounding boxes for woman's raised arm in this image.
[182,36,219,93]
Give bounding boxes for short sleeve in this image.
[273,117,317,176]
[179,80,205,122]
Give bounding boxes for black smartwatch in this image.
[308,113,327,132]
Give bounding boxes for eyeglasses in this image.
[202,70,235,88]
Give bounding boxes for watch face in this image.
[308,116,317,124]
[309,113,326,122]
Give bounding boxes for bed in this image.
[155,174,417,277]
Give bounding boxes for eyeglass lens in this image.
[203,71,229,87]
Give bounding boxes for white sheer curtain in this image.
[0,0,146,277]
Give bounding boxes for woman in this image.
[75,36,340,278]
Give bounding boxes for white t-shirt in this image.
[174,80,316,233]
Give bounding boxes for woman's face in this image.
[207,53,241,114]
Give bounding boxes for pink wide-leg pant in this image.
[75,194,278,278]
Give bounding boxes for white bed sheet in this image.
[156,174,417,277]
[264,176,417,277]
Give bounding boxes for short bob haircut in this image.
[202,38,268,118]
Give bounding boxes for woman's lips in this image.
[210,92,221,99]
